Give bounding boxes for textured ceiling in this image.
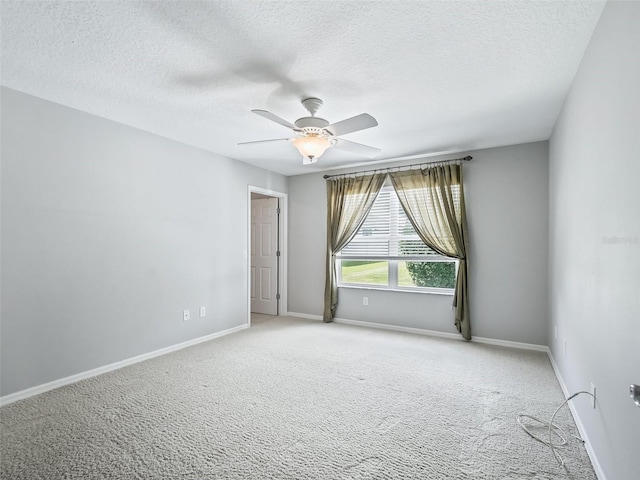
[1,1,605,176]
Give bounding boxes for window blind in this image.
[339,186,438,258]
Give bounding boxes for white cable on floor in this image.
[516,391,593,467]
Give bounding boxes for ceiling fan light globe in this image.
[292,135,332,163]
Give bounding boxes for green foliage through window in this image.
[398,239,456,288]
[402,261,456,288]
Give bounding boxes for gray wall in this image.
[288,141,549,345]
[548,2,640,479]
[0,88,287,396]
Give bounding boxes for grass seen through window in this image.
[340,260,413,286]
[340,260,389,285]
[340,260,456,289]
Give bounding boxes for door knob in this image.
[630,384,640,407]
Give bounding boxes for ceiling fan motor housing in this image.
[294,116,330,131]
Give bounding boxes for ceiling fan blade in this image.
[333,138,381,158]
[325,113,378,136]
[252,110,300,130]
[238,138,291,145]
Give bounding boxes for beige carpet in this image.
[1,316,596,479]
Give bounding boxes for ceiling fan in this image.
[239,97,380,164]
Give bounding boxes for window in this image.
[337,185,457,293]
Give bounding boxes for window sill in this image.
[338,284,454,296]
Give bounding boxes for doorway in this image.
[247,186,287,326]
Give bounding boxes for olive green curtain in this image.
[324,173,387,322]
[389,164,471,340]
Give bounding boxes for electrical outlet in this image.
[200,307,206,317]
[590,383,596,409]
[363,296,368,306]
[183,309,190,322]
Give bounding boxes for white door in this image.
[251,197,279,315]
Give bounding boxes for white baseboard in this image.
[472,335,547,352]
[286,312,323,321]
[0,324,249,407]
[545,349,607,480]
[287,312,546,351]
[334,317,462,341]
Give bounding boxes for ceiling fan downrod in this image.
[301,97,323,116]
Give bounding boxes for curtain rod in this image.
[322,155,472,179]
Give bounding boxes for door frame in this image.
[247,186,288,326]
